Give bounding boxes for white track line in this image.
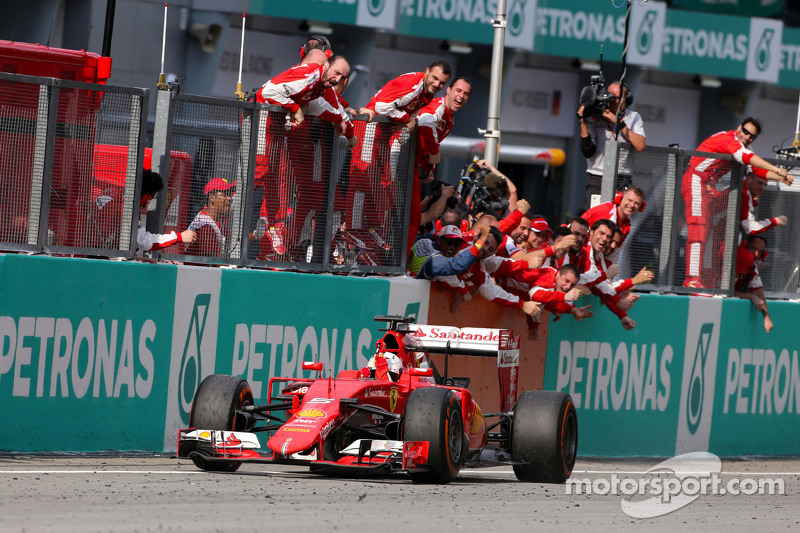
[1,469,799,476]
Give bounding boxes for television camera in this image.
[456,159,509,217]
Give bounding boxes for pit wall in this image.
[1,254,798,457]
[545,294,800,457]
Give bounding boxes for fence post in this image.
[722,165,744,294]
[149,87,176,252]
[322,128,343,270]
[660,147,680,287]
[33,83,59,249]
[119,90,148,254]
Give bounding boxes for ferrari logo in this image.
[389,388,398,412]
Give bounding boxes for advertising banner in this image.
[0,255,429,453]
[659,11,783,84]
[0,256,178,451]
[249,0,398,29]
[672,0,784,18]
[396,0,537,50]
[545,294,800,457]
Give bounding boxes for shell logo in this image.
[199,431,211,439]
[296,408,326,418]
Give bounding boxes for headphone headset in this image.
[300,35,333,60]
[614,188,646,212]
[614,81,634,106]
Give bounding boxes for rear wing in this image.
[406,324,520,411]
[406,325,515,357]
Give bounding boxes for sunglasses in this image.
[741,125,759,139]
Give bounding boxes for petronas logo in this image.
[637,11,658,55]
[179,293,211,424]
[508,0,526,38]
[686,323,712,435]
[756,29,775,72]
[367,0,385,17]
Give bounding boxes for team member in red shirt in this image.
[358,61,451,128]
[135,170,196,255]
[410,77,472,253]
[581,186,645,250]
[185,178,235,258]
[345,62,451,263]
[576,219,637,330]
[681,118,791,288]
[740,170,788,237]
[526,263,594,339]
[735,235,774,332]
[253,52,351,257]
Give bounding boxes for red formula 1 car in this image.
[178,315,577,483]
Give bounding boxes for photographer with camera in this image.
[578,81,645,209]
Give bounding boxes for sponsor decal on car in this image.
[389,388,399,412]
[365,388,390,398]
[283,428,311,433]
[320,418,337,439]
[296,408,326,418]
[307,398,335,404]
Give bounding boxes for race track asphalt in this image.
[1,456,797,532]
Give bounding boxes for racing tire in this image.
[188,374,254,473]
[511,391,577,483]
[403,387,464,484]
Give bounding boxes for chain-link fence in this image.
[0,72,148,256]
[147,89,415,273]
[605,140,800,299]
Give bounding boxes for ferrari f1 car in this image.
[178,315,577,484]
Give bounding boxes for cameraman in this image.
[577,82,645,209]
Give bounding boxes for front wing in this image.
[178,429,430,474]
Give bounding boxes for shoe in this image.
[268,222,286,255]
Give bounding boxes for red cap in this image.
[530,217,552,238]
[204,178,236,195]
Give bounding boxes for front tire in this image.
[188,374,254,472]
[403,387,464,484]
[511,391,577,483]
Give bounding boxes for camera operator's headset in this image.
[615,81,634,107]
[614,186,645,212]
[300,36,333,60]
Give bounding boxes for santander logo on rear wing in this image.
[408,324,520,411]
[407,325,519,365]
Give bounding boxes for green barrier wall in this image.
[0,255,429,452]
[3,254,799,457]
[544,294,800,457]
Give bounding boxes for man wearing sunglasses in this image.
[681,118,792,290]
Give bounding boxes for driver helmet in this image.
[367,352,404,382]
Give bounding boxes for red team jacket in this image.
[363,72,432,123]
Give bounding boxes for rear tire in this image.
[188,374,254,472]
[403,387,464,484]
[511,391,577,483]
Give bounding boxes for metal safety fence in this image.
[149,88,415,274]
[0,72,148,257]
[603,141,800,299]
